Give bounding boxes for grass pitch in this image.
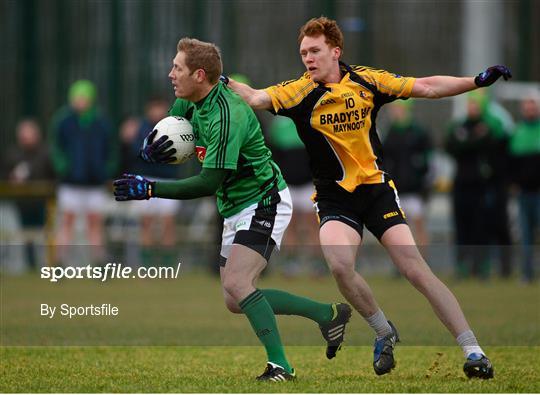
[2,346,539,392]
[1,272,539,392]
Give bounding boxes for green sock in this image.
[262,288,334,325]
[239,289,292,373]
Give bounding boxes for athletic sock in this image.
[456,330,485,358]
[261,288,334,325]
[366,309,393,339]
[239,289,292,373]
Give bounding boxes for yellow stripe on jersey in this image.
[352,66,415,98]
[264,73,316,113]
[265,64,416,192]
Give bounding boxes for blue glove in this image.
[219,75,230,85]
[113,174,155,201]
[140,129,177,163]
[474,65,512,87]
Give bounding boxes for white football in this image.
[153,116,195,164]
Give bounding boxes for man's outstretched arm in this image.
[411,65,512,99]
[113,168,228,201]
[225,77,273,110]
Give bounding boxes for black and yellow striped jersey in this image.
[264,62,416,192]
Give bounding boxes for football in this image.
[153,116,195,164]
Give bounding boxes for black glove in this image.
[113,174,155,201]
[219,75,230,85]
[474,65,512,87]
[140,129,177,163]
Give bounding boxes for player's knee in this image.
[327,258,355,280]
[222,276,249,301]
[401,261,432,289]
[224,295,242,314]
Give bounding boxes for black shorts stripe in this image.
[221,188,283,267]
[233,230,276,262]
[219,255,227,267]
[249,188,281,236]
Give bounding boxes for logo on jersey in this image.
[320,98,336,106]
[196,146,207,162]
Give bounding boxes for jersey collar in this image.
[314,61,353,88]
[338,61,356,82]
[195,83,221,110]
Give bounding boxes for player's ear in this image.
[194,68,206,83]
[332,46,341,61]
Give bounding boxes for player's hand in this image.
[140,129,177,163]
[474,65,512,87]
[113,174,155,201]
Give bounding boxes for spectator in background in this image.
[470,90,513,279]
[49,80,117,265]
[128,96,181,266]
[267,115,321,276]
[2,118,54,270]
[445,91,509,279]
[382,100,432,251]
[118,115,141,176]
[509,94,540,283]
[4,118,54,184]
[107,115,143,266]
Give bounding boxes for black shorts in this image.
[313,179,407,240]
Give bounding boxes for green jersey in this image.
[509,119,540,156]
[170,82,286,218]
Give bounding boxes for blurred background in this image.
[1,0,539,283]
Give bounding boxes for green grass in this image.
[1,346,539,392]
[1,273,539,392]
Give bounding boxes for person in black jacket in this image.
[3,118,55,270]
[49,80,117,265]
[509,95,540,283]
[446,94,505,279]
[383,100,432,251]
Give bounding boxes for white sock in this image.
[456,330,485,358]
[366,309,392,339]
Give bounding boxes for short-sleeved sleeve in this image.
[360,68,416,100]
[264,75,316,115]
[202,118,240,170]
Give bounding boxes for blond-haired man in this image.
[114,38,354,382]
